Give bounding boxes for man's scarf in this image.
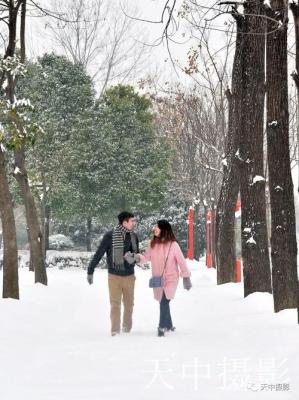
[112,224,137,271]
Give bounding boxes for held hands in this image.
[183,277,192,290]
[124,252,141,264]
[134,253,141,263]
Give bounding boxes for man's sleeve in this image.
[87,232,110,275]
[136,234,140,253]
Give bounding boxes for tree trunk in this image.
[28,239,34,271]
[45,205,50,251]
[291,1,299,321]
[194,202,200,260]
[291,2,299,93]
[216,14,244,284]
[11,0,47,284]
[13,146,47,285]
[4,7,18,99]
[0,1,22,298]
[239,0,272,297]
[20,0,26,62]
[86,216,92,252]
[266,0,298,311]
[41,170,50,263]
[0,150,19,299]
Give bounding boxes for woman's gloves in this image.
[183,276,192,290]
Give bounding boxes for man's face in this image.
[122,217,136,231]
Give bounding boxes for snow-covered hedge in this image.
[49,234,75,250]
[0,249,150,270]
[0,250,105,270]
[46,251,106,270]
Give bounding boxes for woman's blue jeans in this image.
[159,290,173,329]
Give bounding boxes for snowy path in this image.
[0,260,298,400]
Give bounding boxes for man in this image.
[87,211,139,336]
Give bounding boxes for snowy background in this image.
[0,258,298,400]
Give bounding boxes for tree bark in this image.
[239,0,272,297]
[216,13,244,284]
[291,1,299,321]
[211,199,216,268]
[11,0,47,284]
[45,205,50,251]
[194,202,200,260]
[266,0,298,311]
[291,2,299,92]
[86,216,92,252]
[0,1,22,298]
[0,150,19,299]
[13,146,47,284]
[41,169,50,263]
[20,0,26,62]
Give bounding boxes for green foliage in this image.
[17,53,96,220]
[92,84,171,215]
[0,54,43,153]
[17,55,171,225]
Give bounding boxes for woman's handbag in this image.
[149,242,172,288]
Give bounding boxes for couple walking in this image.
[87,211,192,337]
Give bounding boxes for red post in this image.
[187,207,194,259]
[235,195,242,282]
[206,209,212,268]
[211,208,216,267]
[235,257,241,282]
[235,197,241,213]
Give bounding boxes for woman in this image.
[136,219,192,337]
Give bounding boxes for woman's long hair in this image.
[150,219,177,248]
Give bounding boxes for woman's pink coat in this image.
[139,240,191,302]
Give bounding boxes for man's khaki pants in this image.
[108,273,136,334]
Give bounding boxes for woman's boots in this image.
[157,327,166,337]
[157,326,176,336]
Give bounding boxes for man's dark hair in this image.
[118,211,135,225]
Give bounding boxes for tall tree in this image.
[266,0,298,311]
[152,86,224,208]
[0,143,19,299]
[291,2,299,97]
[216,10,244,285]
[88,85,171,213]
[12,0,47,284]
[291,0,299,322]
[239,0,272,297]
[0,0,23,299]
[18,53,96,251]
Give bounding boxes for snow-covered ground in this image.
[0,259,298,400]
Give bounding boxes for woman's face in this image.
[153,225,161,237]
